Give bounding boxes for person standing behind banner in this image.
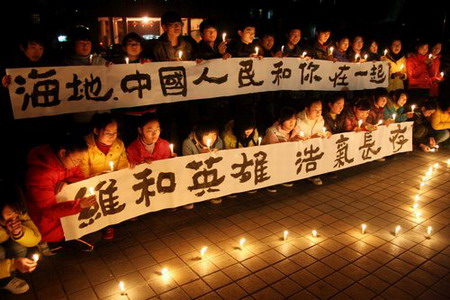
[323,94,347,134]
[62,26,108,66]
[226,20,260,58]
[25,134,97,255]
[280,27,306,58]
[331,36,350,62]
[429,42,444,99]
[384,89,414,122]
[406,40,432,105]
[308,25,332,60]
[79,113,129,241]
[297,98,331,186]
[182,120,224,208]
[127,113,176,166]
[347,35,367,63]
[262,106,304,193]
[383,39,407,92]
[366,40,381,61]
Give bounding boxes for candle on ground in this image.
[283,230,288,241]
[361,224,367,234]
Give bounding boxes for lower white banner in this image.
[58,122,413,240]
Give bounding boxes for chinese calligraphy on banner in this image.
[7,58,388,119]
[57,122,412,240]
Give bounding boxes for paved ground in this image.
[2,149,450,300]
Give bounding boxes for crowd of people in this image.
[0,10,450,295]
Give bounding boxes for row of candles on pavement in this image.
[30,159,449,295]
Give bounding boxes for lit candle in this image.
[239,238,246,248]
[322,127,326,135]
[125,57,129,64]
[426,226,433,238]
[328,46,334,56]
[377,119,383,126]
[447,159,450,168]
[415,211,422,219]
[440,71,444,78]
[364,54,368,60]
[200,246,208,257]
[169,143,174,155]
[89,54,93,64]
[206,139,212,150]
[433,163,439,169]
[283,230,288,241]
[178,50,183,60]
[161,267,169,276]
[254,47,259,56]
[429,148,435,152]
[412,203,419,210]
[414,194,420,201]
[311,230,318,238]
[88,187,95,196]
[420,182,425,189]
[299,131,305,138]
[109,161,114,171]
[222,32,227,42]
[358,119,363,129]
[119,281,126,295]
[392,113,396,120]
[258,137,262,146]
[32,254,40,262]
[383,49,388,56]
[302,51,307,58]
[355,54,360,62]
[361,224,367,235]
[281,45,285,53]
[400,64,404,71]
[428,54,432,59]
[394,225,401,236]
[411,104,416,112]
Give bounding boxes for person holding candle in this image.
[116,32,151,64]
[331,36,350,62]
[280,27,306,58]
[345,98,377,132]
[226,20,259,58]
[62,26,108,66]
[297,98,331,185]
[0,181,41,294]
[127,113,176,166]
[406,40,433,105]
[347,35,367,62]
[192,19,229,60]
[25,134,97,253]
[308,25,332,60]
[256,31,277,57]
[262,107,304,191]
[152,11,192,61]
[323,93,347,134]
[412,100,438,152]
[367,88,394,126]
[384,39,407,92]
[384,89,414,122]
[182,120,224,207]
[429,42,443,99]
[430,100,450,145]
[79,113,129,240]
[366,40,381,61]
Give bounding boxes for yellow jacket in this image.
[0,213,41,279]
[221,120,259,149]
[431,108,450,130]
[386,56,407,91]
[80,133,129,177]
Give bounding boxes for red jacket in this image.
[406,54,432,89]
[429,55,441,97]
[25,145,85,242]
[126,138,171,165]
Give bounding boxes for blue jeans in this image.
[0,240,28,285]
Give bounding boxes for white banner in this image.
[57,123,412,240]
[7,58,389,119]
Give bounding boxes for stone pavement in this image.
[2,149,450,300]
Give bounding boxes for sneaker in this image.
[282,182,294,187]
[376,158,386,162]
[1,277,30,294]
[247,190,257,194]
[183,203,194,209]
[266,186,277,193]
[226,194,237,198]
[210,198,222,204]
[102,227,115,240]
[308,177,323,186]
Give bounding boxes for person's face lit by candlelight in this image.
[417,44,429,56]
[352,36,364,52]
[74,40,92,57]
[202,27,217,43]
[337,38,349,53]
[238,27,256,44]
[395,93,408,107]
[369,41,378,54]
[21,42,44,62]
[432,43,442,56]
[317,31,331,45]
[281,115,297,132]
[95,121,118,146]
[261,35,275,51]
[306,101,322,120]
[139,120,161,145]
[375,96,388,108]
[355,108,369,121]
[328,98,345,115]
[390,40,402,55]
[288,29,301,46]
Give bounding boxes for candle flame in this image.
[161,267,169,276]
[32,254,40,262]
[239,238,246,247]
[283,230,288,241]
[395,225,401,236]
[200,246,208,257]
[433,163,439,169]
[119,281,125,292]
[361,224,367,234]
[125,57,129,64]
[89,187,95,196]
[258,137,262,146]
[312,230,318,238]
[384,49,388,56]
[222,32,227,42]
[302,51,307,58]
[414,194,420,201]
[427,226,433,236]
[169,143,174,154]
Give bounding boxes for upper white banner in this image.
[57,122,412,240]
[7,58,389,119]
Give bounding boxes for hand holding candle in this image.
[392,113,396,121]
